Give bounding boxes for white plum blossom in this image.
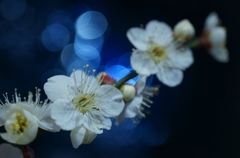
[127,20,194,87]
[44,66,124,148]
[0,89,60,145]
[201,12,229,63]
[116,76,159,125]
[174,19,195,42]
[0,143,23,158]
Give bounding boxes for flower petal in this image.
[0,143,23,158]
[156,67,183,87]
[44,75,74,102]
[83,113,102,134]
[82,129,97,144]
[83,111,112,133]
[130,50,158,76]
[125,95,143,118]
[96,85,124,117]
[0,104,10,126]
[210,47,229,63]
[168,48,194,69]
[146,20,173,46]
[205,12,219,29]
[127,27,148,51]
[34,103,60,132]
[135,75,147,95]
[209,27,226,47]
[51,99,84,131]
[70,125,86,149]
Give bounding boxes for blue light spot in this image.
[105,65,129,81]
[60,44,78,68]
[47,10,74,30]
[66,57,101,76]
[146,75,154,86]
[0,0,27,20]
[118,52,132,68]
[74,35,104,52]
[75,11,108,39]
[74,45,100,60]
[42,24,70,52]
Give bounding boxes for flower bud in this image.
[97,72,116,85]
[120,84,136,102]
[174,19,195,42]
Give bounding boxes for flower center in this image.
[72,93,96,114]
[12,112,28,135]
[148,45,166,63]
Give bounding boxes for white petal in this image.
[130,50,158,76]
[168,48,194,69]
[127,27,148,51]
[34,103,60,132]
[82,129,97,144]
[209,27,226,47]
[210,47,229,63]
[125,95,143,118]
[70,125,86,149]
[115,108,127,125]
[96,85,124,117]
[205,12,219,29]
[83,113,102,134]
[135,75,147,95]
[0,104,10,126]
[83,112,112,133]
[51,99,84,130]
[156,67,183,87]
[146,20,173,46]
[44,75,74,102]
[0,143,23,158]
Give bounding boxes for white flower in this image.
[116,76,159,125]
[173,19,195,42]
[0,143,23,158]
[127,20,194,87]
[201,12,229,63]
[0,89,60,145]
[44,66,124,148]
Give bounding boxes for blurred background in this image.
[0,0,238,157]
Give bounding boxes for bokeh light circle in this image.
[75,11,108,39]
[42,24,70,52]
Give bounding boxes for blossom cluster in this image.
[0,12,228,157]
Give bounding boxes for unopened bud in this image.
[174,19,195,42]
[120,84,136,102]
[97,72,116,85]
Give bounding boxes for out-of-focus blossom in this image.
[0,89,60,145]
[174,19,195,42]
[0,143,23,158]
[44,66,124,148]
[116,76,159,125]
[127,20,194,87]
[200,12,229,63]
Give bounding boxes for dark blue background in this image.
[0,0,239,157]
